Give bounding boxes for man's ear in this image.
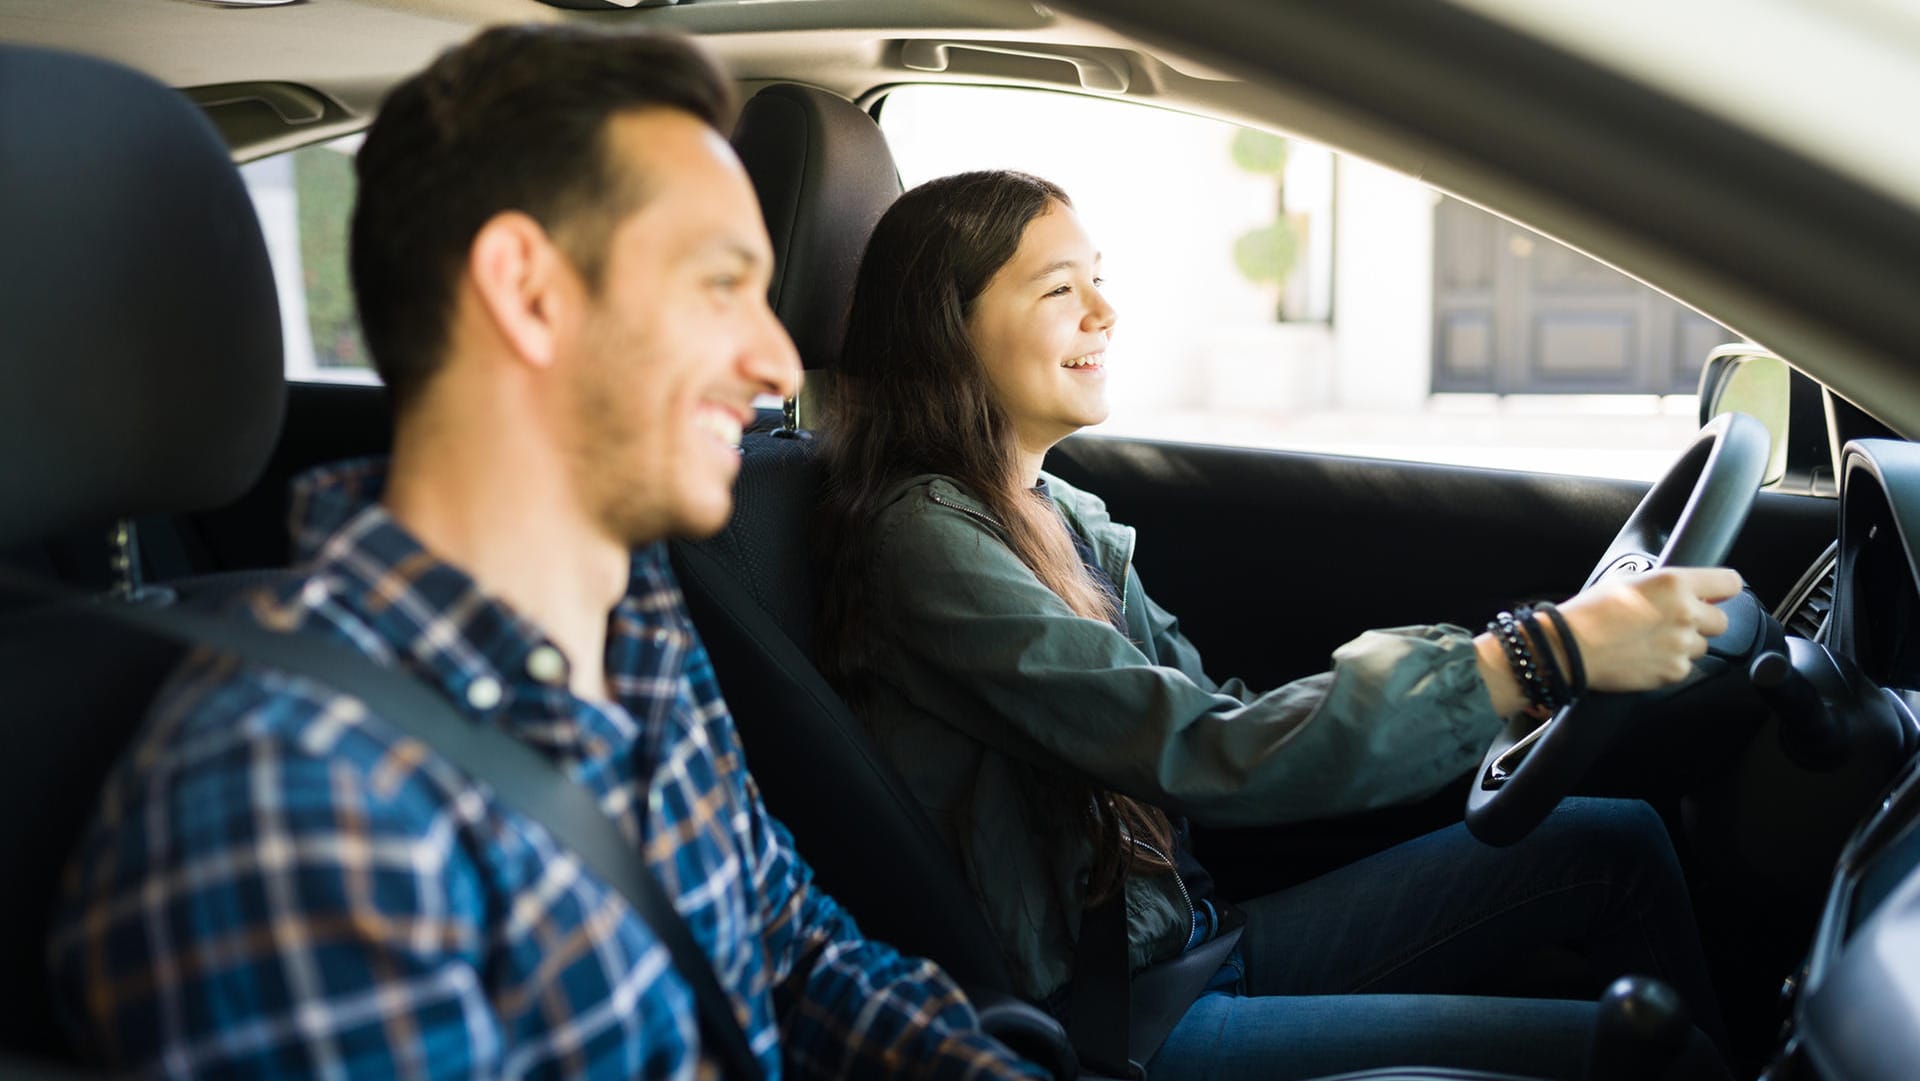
[467,211,575,372]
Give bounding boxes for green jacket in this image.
[847,471,1504,1001]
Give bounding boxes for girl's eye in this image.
[1045,284,1072,298]
[1092,276,1106,288]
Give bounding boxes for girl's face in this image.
[966,199,1118,459]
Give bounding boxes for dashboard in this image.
[1775,439,1920,1081]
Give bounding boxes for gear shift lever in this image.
[1587,976,1690,1081]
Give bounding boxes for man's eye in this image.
[708,275,743,292]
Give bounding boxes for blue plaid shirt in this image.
[48,458,1041,1081]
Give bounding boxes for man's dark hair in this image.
[350,26,734,411]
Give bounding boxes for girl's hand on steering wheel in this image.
[1554,567,1745,692]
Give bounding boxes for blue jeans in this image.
[1148,798,1730,1081]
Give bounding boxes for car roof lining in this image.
[0,0,1574,248]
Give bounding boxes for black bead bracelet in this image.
[1489,609,1558,716]
[1533,601,1587,697]
[1518,606,1572,708]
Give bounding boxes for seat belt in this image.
[23,591,768,1081]
[1065,877,1244,1079]
[1066,894,1136,1078]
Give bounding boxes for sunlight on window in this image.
[240,134,375,385]
[879,85,1722,480]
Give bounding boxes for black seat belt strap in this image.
[61,596,768,1081]
[1064,879,1245,1079]
[1066,893,1137,1079]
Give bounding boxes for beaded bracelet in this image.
[1533,601,1587,697]
[1517,606,1573,708]
[1489,610,1557,717]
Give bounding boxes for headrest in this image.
[731,84,901,372]
[0,46,286,551]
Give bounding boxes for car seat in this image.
[678,83,1038,989]
[0,42,288,1069]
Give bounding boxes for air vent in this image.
[1774,542,1838,641]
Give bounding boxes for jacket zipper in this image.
[929,493,1004,533]
[939,487,1187,939]
[1131,838,1194,935]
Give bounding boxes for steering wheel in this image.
[1463,411,1773,846]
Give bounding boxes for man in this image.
[48,26,1042,1081]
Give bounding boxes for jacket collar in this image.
[1038,471,1136,597]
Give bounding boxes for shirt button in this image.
[526,645,567,685]
[300,579,329,607]
[466,676,503,711]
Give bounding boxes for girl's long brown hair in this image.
[815,171,1174,903]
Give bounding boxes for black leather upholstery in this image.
[731,83,901,371]
[0,46,285,549]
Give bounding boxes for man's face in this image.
[562,109,799,546]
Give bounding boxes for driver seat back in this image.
[672,433,1018,993]
[672,82,1018,993]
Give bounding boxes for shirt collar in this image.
[285,458,677,732]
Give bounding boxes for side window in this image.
[878,85,1730,481]
[239,135,376,384]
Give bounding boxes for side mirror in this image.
[1698,344,1833,494]
[1698,344,1790,485]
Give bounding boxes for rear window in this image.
[239,135,374,384]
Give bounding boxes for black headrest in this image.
[0,46,286,550]
[731,84,901,372]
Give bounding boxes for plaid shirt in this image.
[48,458,1040,1081]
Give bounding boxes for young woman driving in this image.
[815,170,1737,1081]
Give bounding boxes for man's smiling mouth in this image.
[695,403,746,447]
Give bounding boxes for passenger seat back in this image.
[671,431,1017,992]
[0,606,189,1058]
[0,43,288,1068]
[688,83,1024,992]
